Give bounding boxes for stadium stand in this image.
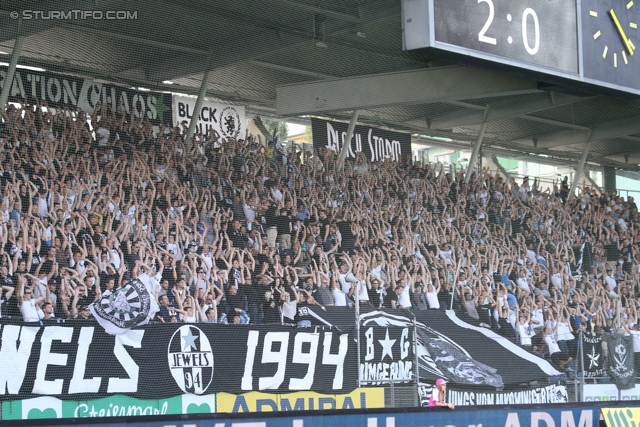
[0,99,635,382]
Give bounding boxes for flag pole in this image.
[579,329,585,402]
[356,284,361,388]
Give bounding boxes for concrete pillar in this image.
[0,22,25,109]
[568,141,591,201]
[184,68,213,148]
[465,123,487,184]
[336,110,359,172]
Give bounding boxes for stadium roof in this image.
[1,0,640,171]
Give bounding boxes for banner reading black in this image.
[0,321,355,401]
[311,118,411,164]
[0,66,172,124]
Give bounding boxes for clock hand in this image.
[610,9,635,55]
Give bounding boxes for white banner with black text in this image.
[172,95,246,141]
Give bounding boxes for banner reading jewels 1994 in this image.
[0,321,355,401]
[0,66,172,125]
[311,118,411,164]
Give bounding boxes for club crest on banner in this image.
[606,332,635,390]
[219,107,242,139]
[90,278,151,334]
[168,326,214,395]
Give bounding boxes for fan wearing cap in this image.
[428,379,454,409]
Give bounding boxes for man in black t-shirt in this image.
[225,284,249,323]
[264,202,278,248]
[276,209,292,249]
[316,210,331,242]
[295,289,326,327]
[383,284,399,308]
[229,220,246,249]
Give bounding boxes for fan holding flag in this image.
[89,261,159,335]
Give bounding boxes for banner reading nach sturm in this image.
[311,117,411,164]
[0,66,172,125]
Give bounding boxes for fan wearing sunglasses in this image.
[17,274,50,322]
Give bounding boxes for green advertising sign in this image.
[1,394,216,420]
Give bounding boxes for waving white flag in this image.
[89,273,159,335]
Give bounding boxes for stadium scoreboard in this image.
[402,0,640,96]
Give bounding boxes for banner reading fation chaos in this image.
[0,66,172,124]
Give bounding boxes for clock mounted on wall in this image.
[583,0,638,89]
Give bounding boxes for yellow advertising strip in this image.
[217,388,384,413]
[601,408,640,427]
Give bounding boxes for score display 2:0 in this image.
[478,0,540,55]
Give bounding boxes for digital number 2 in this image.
[478,0,497,45]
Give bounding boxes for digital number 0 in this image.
[478,0,497,45]
[522,8,540,55]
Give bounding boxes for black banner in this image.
[311,118,411,164]
[606,332,635,390]
[307,308,560,387]
[581,332,605,379]
[0,321,355,400]
[359,312,416,385]
[0,66,172,124]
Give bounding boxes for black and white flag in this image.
[581,332,605,379]
[356,309,559,387]
[89,273,159,335]
[606,332,635,390]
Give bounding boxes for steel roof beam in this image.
[59,24,207,56]
[276,66,539,116]
[145,0,399,81]
[415,92,590,130]
[533,114,640,148]
[247,60,336,80]
[1,56,275,106]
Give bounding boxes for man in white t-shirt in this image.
[18,277,49,322]
[338,262,356,294]
[397,281,412,309]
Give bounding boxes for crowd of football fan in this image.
[1,100,639,374]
